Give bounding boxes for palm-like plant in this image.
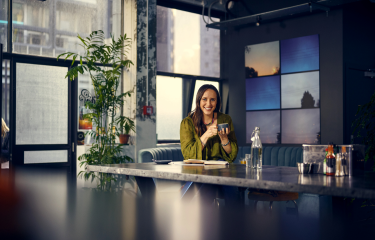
[57,30,135,184]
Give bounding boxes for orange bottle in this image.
[326,145,336,176]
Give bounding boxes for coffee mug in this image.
[217,123,229,132]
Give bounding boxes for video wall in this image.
[245,34,320,144]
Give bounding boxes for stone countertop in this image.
[87,163,375,199]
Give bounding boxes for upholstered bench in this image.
[138,145,303,167]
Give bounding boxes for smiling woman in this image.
[180,84,238,162]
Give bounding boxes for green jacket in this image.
[180,112,238,163]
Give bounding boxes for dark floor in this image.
[1,162,375,240]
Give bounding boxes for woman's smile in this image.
[200,89,217,117]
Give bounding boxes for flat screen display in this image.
[281,71,320,109]
[246,111,280,144]
[245,34,320,144]
[246,75,280,110]
[280,34,319,74]
[282,109,320,144]
[245,41,280,78]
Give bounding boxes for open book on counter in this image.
[182,159,229,165]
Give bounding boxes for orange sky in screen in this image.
[245,41,280,77]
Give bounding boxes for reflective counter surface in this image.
[88,163,375,199]
[1,165,375,240]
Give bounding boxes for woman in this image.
[180,84,238,162]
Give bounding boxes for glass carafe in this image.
[250,127,263,169]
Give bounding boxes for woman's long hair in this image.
[189,84,221,137]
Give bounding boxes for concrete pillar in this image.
[123,0,157,162]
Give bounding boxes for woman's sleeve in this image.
[219,116,238,163]
[180,118,203,160]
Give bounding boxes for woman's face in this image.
[200,89,217,116]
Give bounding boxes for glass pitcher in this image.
[250,127,263,169]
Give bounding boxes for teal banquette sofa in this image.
[138,145,303,167]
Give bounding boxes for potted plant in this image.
[352,88,375,171]
[116,116,135,144]
[57,30,134,187]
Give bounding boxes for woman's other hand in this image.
[219,127,232,154]
[218,127,230,142]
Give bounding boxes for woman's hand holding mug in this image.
[205,124,218,138]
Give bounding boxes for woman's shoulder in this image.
[217,112,233,121]
[181,115,194,125]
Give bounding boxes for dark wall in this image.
[221,9,344,146]
[343,1,375,144]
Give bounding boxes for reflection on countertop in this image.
[1,165,375,240]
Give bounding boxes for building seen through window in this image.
[156,6,220,78]
[9,0,120,57]
[156,6,221,142]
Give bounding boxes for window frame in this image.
[156,71,224,144]
[155,3,224,144]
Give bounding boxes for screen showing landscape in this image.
[245,41,280,78]
[246,75,280,110]
[281,71,320,109]
[246,111,280,144]
[245,34,320,144]
[282,109,320,144]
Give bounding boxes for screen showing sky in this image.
[282,109,320,144]
[280,34,319,74]
[245,34,320,144]
[246,111,280,144]
[245,41,280,78]
[281,71,320,109]
[246,75,280,110]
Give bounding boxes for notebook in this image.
[183,159,229,165]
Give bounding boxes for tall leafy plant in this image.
[352,88,375,171]
[57,30,135,182]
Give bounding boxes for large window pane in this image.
[157,6,220,77]
[191,80,220,111]
[156,76,182,140]
[12,0,120,57]
[16,63,68,145]
[0,0,7,51]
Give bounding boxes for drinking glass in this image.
[245,154,252,168]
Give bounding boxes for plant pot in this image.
[119,134,130,144]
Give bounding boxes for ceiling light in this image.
[256,16,261,26]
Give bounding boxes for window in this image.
[156,6,221,142]
[0,0,8,51]
[156,76,183,141]
[245,34,320,144]
[156,5,220,78]
[156,6,220,142]
[11,0,120,57]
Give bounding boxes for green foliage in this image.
[57,30,135,185]
[116,116,136,135]
[352,88,375,171]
